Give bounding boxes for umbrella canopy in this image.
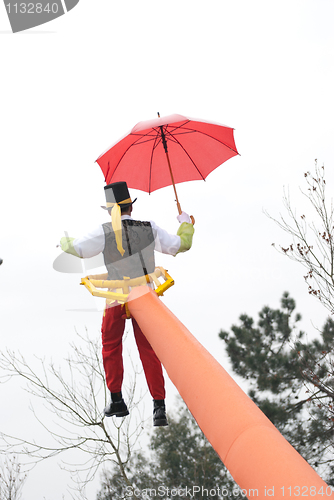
[96,114,239,213]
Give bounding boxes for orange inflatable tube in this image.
[128,287,330,500]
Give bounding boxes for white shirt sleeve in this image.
[73,225,105,258]
[150,220,181,256]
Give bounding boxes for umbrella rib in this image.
[105,147,132,180]
[165,120,191,134]
[164,125,238,181]
[148,134,161,193]
[131,127,162,144]
[166,132,206,181]
[164,121,238,155]
[131,134,159,145]
[162,130,196,146]
[103,131,159,181]
[105,160,111,183]
[103,128,166,184]
[129,122,193,147]
[174,125,239,155]
[163,120,238,155]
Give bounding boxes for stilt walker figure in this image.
[60,181,194,426]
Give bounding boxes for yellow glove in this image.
[176,222,194,254]
[60,236,80,258]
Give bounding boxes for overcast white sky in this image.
[1,0,334,498]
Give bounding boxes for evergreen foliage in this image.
[219,292,334,484]
[97,398,243,500]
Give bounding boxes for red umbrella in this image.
[96,114,239,215]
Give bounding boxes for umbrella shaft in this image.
[159,125,182,214]
[165,149,182,215]
[159,125,168,154]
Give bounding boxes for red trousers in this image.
[101,304,165,400]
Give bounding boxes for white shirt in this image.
[73,215,181,259]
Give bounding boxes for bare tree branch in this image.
[265,163,334,479]
[0,328,148,498]
[0,455,27,500]
[266,161,334,315]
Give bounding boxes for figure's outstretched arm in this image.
[60,226,105,258]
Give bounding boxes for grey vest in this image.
[102,220,156,280]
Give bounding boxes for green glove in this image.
[60,236,80,258]
[176,222,194,254]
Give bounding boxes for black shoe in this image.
[153,399,168,426]
[104,392,129,418]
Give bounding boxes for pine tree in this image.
[219,291,334,484]
[97,398,243,500]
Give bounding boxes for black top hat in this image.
[103,181,137,210]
